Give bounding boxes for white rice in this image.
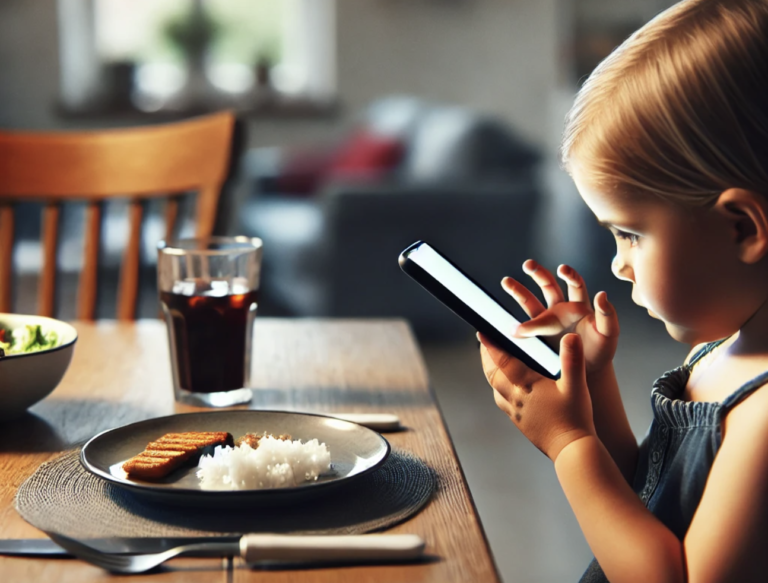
[196,436,331,490]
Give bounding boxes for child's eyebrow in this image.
[596,219,617,230]
[596,219,638,231]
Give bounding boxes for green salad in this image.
[0,324,61,358]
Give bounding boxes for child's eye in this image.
[614,229,639,246]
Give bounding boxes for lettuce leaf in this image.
[0,324,60,356]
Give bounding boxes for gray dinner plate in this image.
[79,410,390,507]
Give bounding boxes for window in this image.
[57,0,336,115]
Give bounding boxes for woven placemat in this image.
[16,449,436,538]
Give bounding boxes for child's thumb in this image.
[559,333,587,395]
[514,312,561,337]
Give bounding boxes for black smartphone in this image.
[398,240,561,380]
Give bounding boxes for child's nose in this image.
[611,254,635,283]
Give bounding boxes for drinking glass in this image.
[157,237,262,407]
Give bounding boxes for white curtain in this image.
[279,0,336,101]
[57,0,104,109]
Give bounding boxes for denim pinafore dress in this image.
[579,341,768,582]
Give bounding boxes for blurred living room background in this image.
[0,1,688,581]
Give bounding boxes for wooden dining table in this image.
[0,318,500,582]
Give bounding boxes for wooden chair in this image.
[0,111,235,320]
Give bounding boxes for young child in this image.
[478,1,768,581]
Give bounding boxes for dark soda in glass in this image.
[160,287,258,394]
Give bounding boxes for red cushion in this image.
[324,130,404,183]
[272,131,403,196]
[273,147,337,196]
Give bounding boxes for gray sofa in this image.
[239,98,545,340]
[242,182,541,339]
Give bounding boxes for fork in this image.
[45,531,426,574]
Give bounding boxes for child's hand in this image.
[503,260,619,373]
[479,332,596,461]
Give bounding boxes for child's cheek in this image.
[634,264,681,323]
[646,274,708,330]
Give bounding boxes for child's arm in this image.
[503,261,638,479]
[481,333,768,582]
[681,385,768,580]
[556,388,768,582]
[555,436,686,582]
[584,363,638,481]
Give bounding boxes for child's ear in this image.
[713,188,768,264]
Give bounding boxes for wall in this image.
[0,0,61,130]
[0,0,561,154]
[577,0,677,25]
[336,0,559,150]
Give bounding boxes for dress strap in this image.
[684,338,768,414]
[721,370,768,412]
[685,339,728,371]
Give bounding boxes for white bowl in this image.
[0,314,78,421]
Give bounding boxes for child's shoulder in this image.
[723,376,768,436]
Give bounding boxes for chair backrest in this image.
[0,110,235,320]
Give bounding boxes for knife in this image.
[0,534,427,565]
[0,536,239,557]
[324,412,401,432]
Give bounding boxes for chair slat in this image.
[38,203,61,317]
[78,202,102,321]
[195,185,222,238]
[165,197,179,242]
[117,201,143,321]
[0,204,14,312]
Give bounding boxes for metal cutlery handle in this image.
[240,534,425,563]
[327,413,401,431]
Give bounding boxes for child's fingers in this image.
[593,291,620,339]
[492,387,515,418]
[558,333,587,398]
[515,302,592,337]
[516,313,569,337]
[501,277,546,319]
[478,333,524,384]
[556,264,589,304]
[479,332,541,390]
[478,332,512,371]
[522,259,564,308]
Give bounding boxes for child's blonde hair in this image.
[561,0,768,206]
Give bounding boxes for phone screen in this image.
[405,242,561,377]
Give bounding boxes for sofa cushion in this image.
[272,146,338,196]
[402,106,540,183]
[324,130,404,184]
